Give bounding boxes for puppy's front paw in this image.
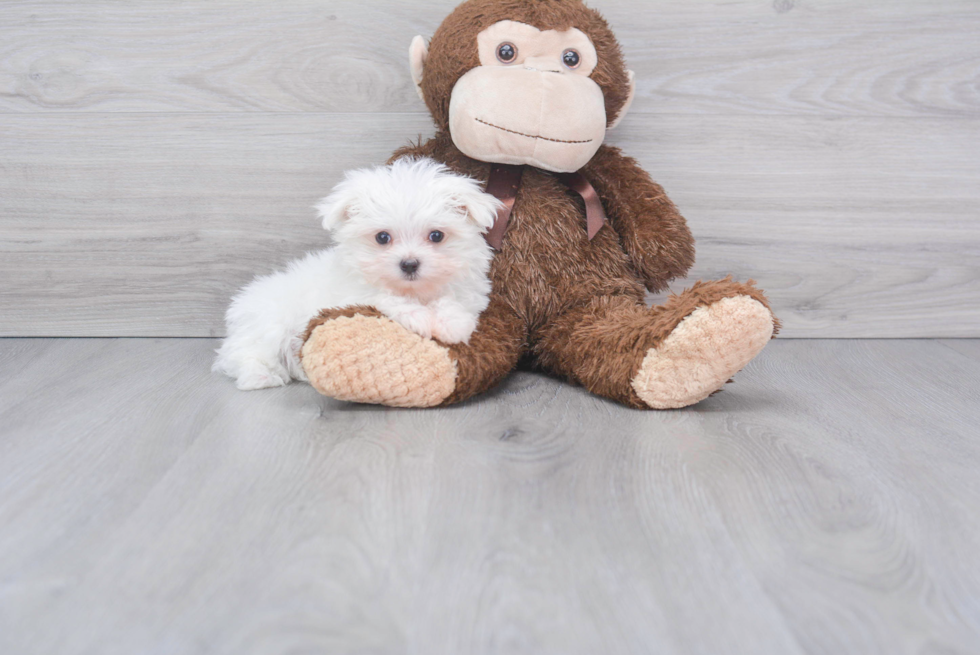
[388,306,435,340]
[430,310,478,344]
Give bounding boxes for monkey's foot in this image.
[631,296,774,409]
[301,314,457,408]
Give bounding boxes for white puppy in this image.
[213,157,502,391]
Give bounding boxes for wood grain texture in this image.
[1,0,978,117]
[2,113,978,338]
[0,338,979,654]
[1,0,977,338]
[0,113,431,337]
[938,338,980,361]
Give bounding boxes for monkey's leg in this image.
[300,297,525,408]
[534,279,778,409]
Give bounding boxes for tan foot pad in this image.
[301,314,457,408]
[632,296,774,409]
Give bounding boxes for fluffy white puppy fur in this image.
[213,157,502,391]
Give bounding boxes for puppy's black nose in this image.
[400,259,420,275]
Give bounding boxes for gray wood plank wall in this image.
[1,0,978,337]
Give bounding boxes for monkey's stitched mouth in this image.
[475,118,593,144]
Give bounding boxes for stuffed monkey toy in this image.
[300,0,779,409]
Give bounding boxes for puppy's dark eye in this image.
[562,49,581,69]
[428,230,445,243]
[375,231,391,245]
[496,43,517,64]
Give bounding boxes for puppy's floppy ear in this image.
[447,180,504,234]
[315,183,360,232]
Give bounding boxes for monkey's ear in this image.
[409,35,429,102]
[608,70,636,130]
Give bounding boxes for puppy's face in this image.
[317,159,501,300]
[335,208,484,299]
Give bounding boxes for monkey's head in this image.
[410,0,635,173]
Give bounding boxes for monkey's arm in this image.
[582,145,695,293]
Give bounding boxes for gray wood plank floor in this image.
[1,338,978,654]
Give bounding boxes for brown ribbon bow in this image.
[483,163,607,250]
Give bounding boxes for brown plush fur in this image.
[302,0,778,408]
[380,131,775,407]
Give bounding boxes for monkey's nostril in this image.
[400,259,420,275]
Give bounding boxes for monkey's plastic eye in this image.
[496,43,517,64]
[562,49,581,69]
[428,230,445,243]
[375,231,392,245]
